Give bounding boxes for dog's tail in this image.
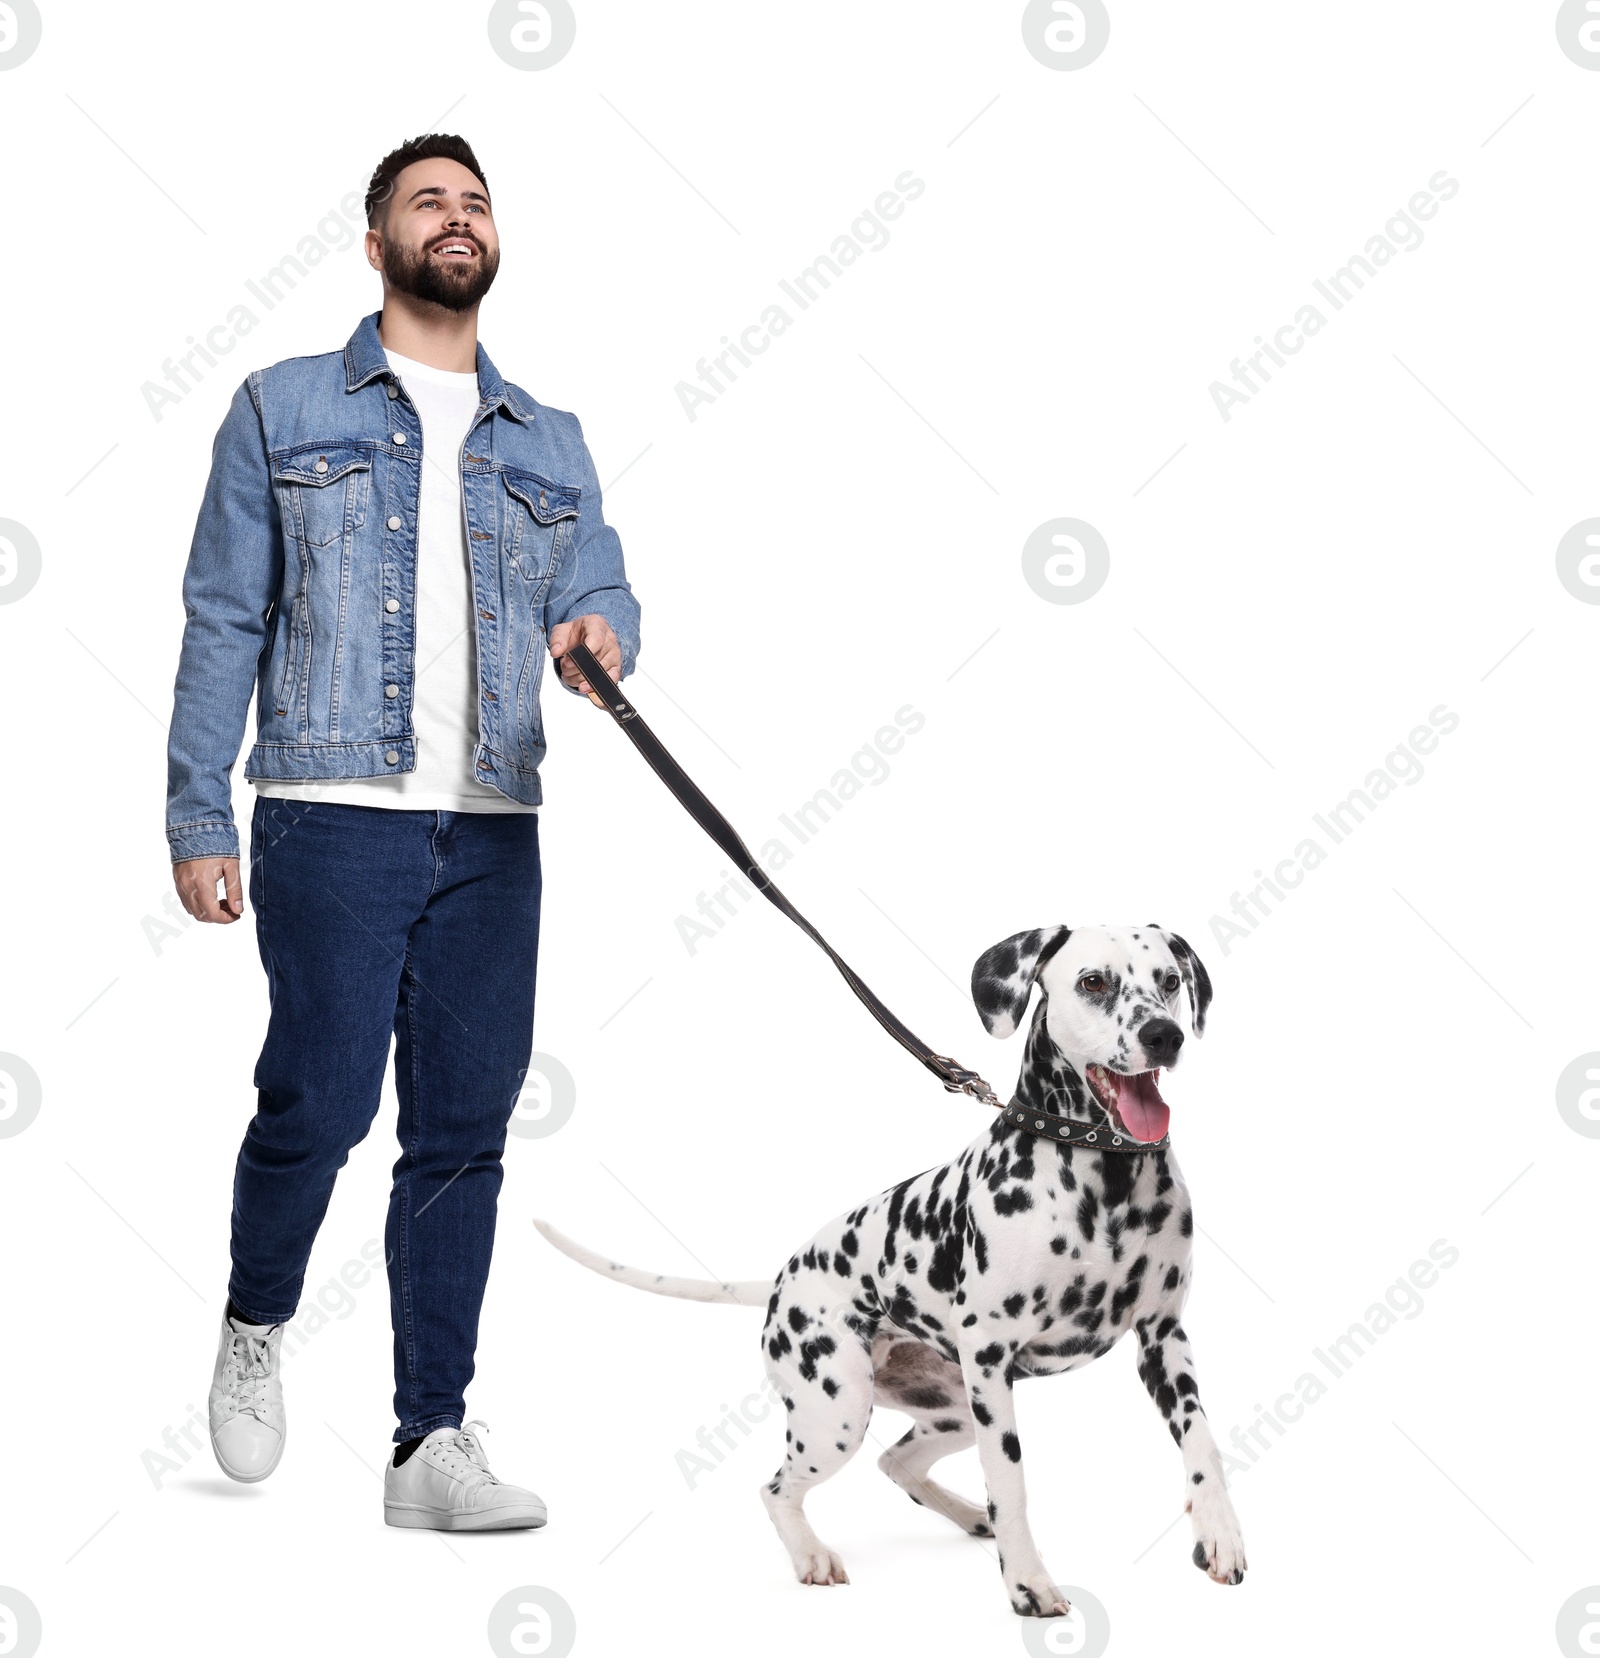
[533,1218,772,1306]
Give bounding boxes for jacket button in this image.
[385,598,400,613]
[393,432,407,445]
[385,750,400,764]
[314,457,328,473]
[386,515,402,531]
[385,683,400,698]
[539,494,548,509]
[385,383,399,399]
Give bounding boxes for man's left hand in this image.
[550,615,622,706]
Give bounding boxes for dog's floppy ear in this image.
[971,926,1071,1038]
[1155,928,1213,1036]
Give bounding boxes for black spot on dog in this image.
[972,1399,993,1428]
[821,1377,839,1398]
[1110,1255,1149,1325]
[1076,1188,1098,1241]
[1192,1541,1209,1570]
[787,1305,811,1333]
[1100,1151,1137,1209]
[1003,1293,1026,1318]
[1164,1264,1181,1292]
[975,1343,1005,1368]
[1000,1431,1021,1463]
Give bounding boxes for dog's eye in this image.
[1079,974,1107,994]
[1163,972,1181,994]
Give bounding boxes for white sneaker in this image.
[383,1420,547,1531]
[208,1312,286,1483]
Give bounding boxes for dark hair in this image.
[364,134,490,230]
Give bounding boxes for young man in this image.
[165,133,640,1529]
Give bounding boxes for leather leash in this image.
[561,643,1003,1110]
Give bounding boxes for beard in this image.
[382,231,500,312]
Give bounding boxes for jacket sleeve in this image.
[543,415,642,689]
[165,374,283,863]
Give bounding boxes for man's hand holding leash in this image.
[551,614,621,707]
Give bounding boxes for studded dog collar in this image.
[998,1101,1170,1152]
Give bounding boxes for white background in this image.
[1,3,1595,1655]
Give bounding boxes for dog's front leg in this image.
[1134,1315,1247,1585]
[958,1344,1069,1618]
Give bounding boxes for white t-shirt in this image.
[256,347,537,814]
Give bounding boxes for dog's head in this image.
[970,924,1212,1143]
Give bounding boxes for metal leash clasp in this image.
[934,1057,1003,1109]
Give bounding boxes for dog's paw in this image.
[1188,1497,1247,1585]
[1008,1570,1072,1618]
[792,1547,850,1587]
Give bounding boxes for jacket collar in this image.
[342,310,536,423]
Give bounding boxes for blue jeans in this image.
[230,797,541,1441]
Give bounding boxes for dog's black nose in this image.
[1139,1018,1184,1065]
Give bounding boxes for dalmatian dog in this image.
[535,924,1246,1617]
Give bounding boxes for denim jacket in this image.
[165,311,641,862]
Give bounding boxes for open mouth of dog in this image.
[1085,1064,1170,1143]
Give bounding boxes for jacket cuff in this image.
[167,820,241,863]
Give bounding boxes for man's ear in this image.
[971,926,1071,1038]
[1156,928,1213,1036]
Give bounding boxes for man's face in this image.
[368,157,500,313]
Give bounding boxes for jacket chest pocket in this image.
[502,469,580,585]
[273,446,373,548]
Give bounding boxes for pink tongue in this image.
[1116,1072,1171,1142]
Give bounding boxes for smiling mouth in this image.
[430,240,478,259]
[1085,1064,1170,1143]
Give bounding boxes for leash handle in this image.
[561,642,1002,1109]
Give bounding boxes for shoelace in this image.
[219,1330,275,1422]
[431,1420,499,1485]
